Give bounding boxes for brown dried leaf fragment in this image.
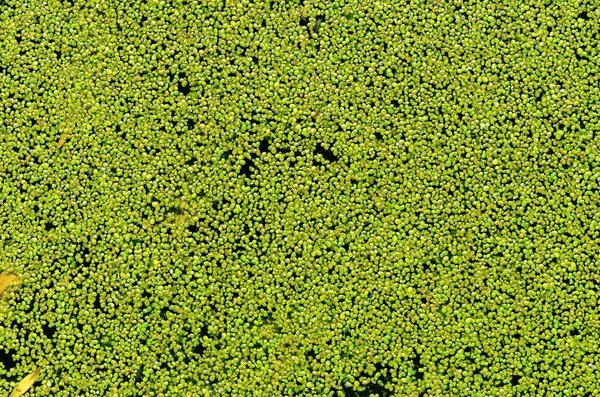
[58,133,67,148]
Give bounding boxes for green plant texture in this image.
[1,0,600,396]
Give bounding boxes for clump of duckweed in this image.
[1,0,600,396]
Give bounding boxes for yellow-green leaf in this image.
[10,369,41,397]
[0,273,19,295]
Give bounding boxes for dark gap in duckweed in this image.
[342,383,391,397]
[80,245,91,266]
[303,348,318,362]
[133,363,144,384]
[515,264,522,273]
[169,347,180,364]
[314,142,338,162]
[221,149,232,160]
[160,307,172,319]
[358,382,391,396]
[233,241,245,254]
[212,198,228,211]
[570,328,580,336]
[141,290,151,301]
[42,324,57,339]
[187,118,196,131]
[535,89,544,102]
[575,50,588,61]
[93,294,102,310]
[185,156,197,166]
[235,44,247,56]
[412,352,424,380]
[299,16,309,31]
[198,323,209,338]
[159,358,169,371]
[166,205,181,215]
[240,158,255,178]
[258,138,269,153]
[275,145,291,155]
[577,11,590,20]
[0,349,17,372]
[192,342,206,356]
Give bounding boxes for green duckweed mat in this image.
[1,0,600,396]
